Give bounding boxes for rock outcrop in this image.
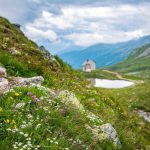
[136,110,150,123]
[10,76,44,86]
[0,78,9,94]
[86,123,120,146]
[39,46,53,59]
[99,123,120,146]
[0,66,7,77]
[9,47,21,56]
[0,66,9,94]
[0,66,44,94]
[39,46,60,68]
[57,90,84,111]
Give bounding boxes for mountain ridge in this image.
[108,43,150,73]
[59,35,150,69]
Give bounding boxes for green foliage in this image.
[0,51,37,77]
[0,87,92,150]
[109,44,150,74]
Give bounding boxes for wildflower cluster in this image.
[7,128,40,150]
[86,111,103,123]
[4,119,17,129]
[27,92,40,103]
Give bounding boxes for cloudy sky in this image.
[0,0,150,53]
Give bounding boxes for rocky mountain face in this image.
[59,35,150,69]
[131,44,150,59]
[137,47,150,58]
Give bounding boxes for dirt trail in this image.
[103,70,123,79]
[102,70,144,84]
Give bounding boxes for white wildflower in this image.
[35,123,41,130]
[54,141,58,144]
[13,144,18,149]
[18,142,22,146]
[24,133,28,137]
[22,145,27,149]
[15,102,25,109]
[26,137,31,141]
[19,132,24,135]
[20,124,27,129]
[28,114,33,119]
[6,128,11,131]
[27,141,31,144]
[36,145,40,148]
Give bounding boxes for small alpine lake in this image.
[94,79,134,89]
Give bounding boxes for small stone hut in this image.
[82,59,96,72]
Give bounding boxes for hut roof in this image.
[82,59,95,66]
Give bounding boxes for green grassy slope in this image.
[0,16,86,90]
[109,44,150,75]
[0,17,150,150]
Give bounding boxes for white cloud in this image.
[0,0,29,22]
[28,0,41,3]
[65,33,104,46]
[125,30,144,39]
[4,0,144,52]
[1,0,150,53]
[23,2,150,48]
[25,26,58,42]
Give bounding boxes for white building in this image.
[82,59,96,72]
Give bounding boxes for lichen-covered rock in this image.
[57,90,84,111]
[86,123,120,146]
[100,123,120,146]
[0,66,7,77]
[137,110,150,123]
[10,76,44,86]
[0,78,9,94]
[39,46,60,68]
[10,47,21,56]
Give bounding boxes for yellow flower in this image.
[11,120,16,124]
[15,93,19,96]
[0,107,3,112]
[5,119,10,123]
[13,125,17,129]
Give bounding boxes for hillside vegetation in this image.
[109,44,150,79]
[0,17,150,150]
